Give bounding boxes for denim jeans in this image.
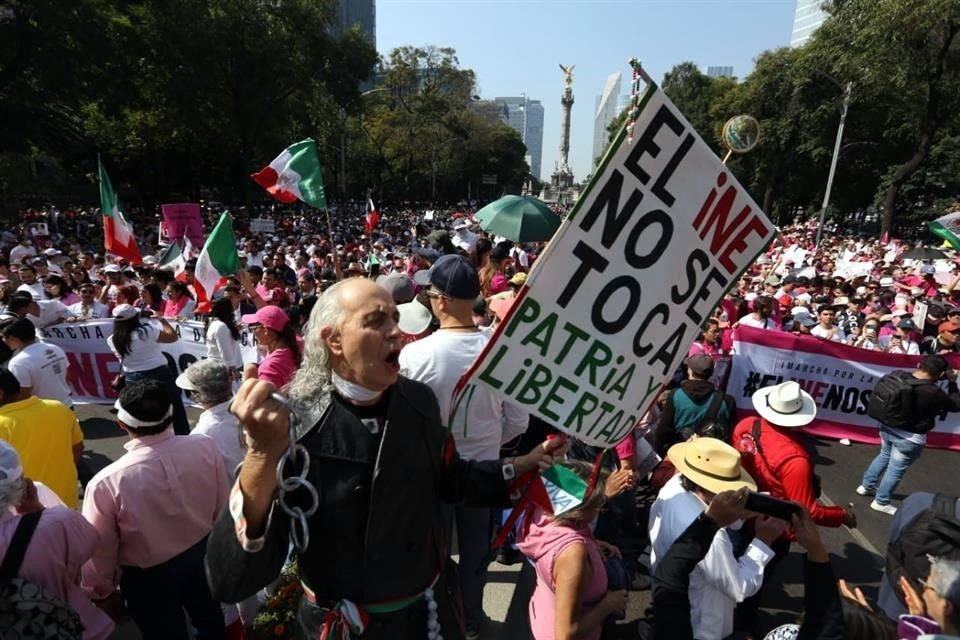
[445,505,492,633]
[861,428,925,505]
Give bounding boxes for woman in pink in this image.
[687,318,723,359]
[163,281,197,319]
[0,442,114,640]
[516,463,627,640]
[242,305,302,389]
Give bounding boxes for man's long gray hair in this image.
[286,281,347,408]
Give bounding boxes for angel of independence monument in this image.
[541,64,579,203]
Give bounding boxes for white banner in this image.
[38,320,259,404]
[459,82,776,447]
[728,326,960,450]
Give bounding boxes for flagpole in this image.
[325,208,342,280]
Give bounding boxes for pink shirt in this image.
[517,510,608,640]
[81,428,229,599]
[258,346,298,389]
[0,507,114,640]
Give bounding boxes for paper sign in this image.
[914,301,928,329]
[250,218,275,233]
[161,203,204,248]
[27,222,48,237]
[458,82,777,447]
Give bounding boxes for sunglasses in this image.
[424,290,447,300]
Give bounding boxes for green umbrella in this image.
[474,195,562,242]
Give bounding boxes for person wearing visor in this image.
[81,380,229,640]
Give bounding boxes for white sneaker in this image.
[870,500,897,515]
[856,485,875,496]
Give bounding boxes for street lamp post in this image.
[340,88,390,204]
[816,81,853,245]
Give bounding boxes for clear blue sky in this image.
[377,0,797,180]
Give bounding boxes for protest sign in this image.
[250,217,276,233]
[27,222,49,237]
[728,326,960,450]
[914,300,928,329]
[161,203,204,248]
[39,319,259,404]
[458,81,777,447]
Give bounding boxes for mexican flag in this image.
[193,213,239,313]
[929,212,960,251]
[539,463,588,515]
[250,139,327,209]
[364,196,380,234]
[98,157,142,264]
[158,240,187,281]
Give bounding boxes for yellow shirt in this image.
[0,396,82,508]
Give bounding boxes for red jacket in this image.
[732,417,846,528]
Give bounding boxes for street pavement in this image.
[76,403,960,639]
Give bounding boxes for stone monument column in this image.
[559,64,575,172]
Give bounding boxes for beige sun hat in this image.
[667,437,757,494]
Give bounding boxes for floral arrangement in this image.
[251,561,301,639]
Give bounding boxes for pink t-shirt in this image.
[258,346,298,389]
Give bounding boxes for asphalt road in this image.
[77,404,960,639]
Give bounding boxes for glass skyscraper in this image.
[791,0,828,47]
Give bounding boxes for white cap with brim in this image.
[398,299,432,335]
[752,381,817,428]
[175,370,197,391]
[111,304,139,321]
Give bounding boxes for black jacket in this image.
[205,376,511,638]
[652,513,845,640]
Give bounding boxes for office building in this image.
[706,66,734,79]
[332,0,376,49]
[791,0,828,47]
[494,96,544,180]
[593,72,623,167]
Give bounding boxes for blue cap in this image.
[425,255,480,300]
[415,247,442,263]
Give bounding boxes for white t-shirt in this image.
[399,329,528,460]
[17,281,45,301]
[206,319,243,369]
[67,300,110,320]
[107,321,168,372]
[8,341,73,407]
[9,244,36,264]
[811,325,846,342]
[194,401,245,475]
[738,314,777,330]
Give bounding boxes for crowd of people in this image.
[0,205,959,640]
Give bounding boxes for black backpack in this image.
[867,370,935,432]
[886,493,960,607]
[0,510,84,639]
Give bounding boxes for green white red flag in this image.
[193,212,239,313]
[98,157,142,264]
[365,196,380,233]
[157,239,194,282]
[250,139,327,209]
[929,211,960,251]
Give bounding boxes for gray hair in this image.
[187,360,232,406]
[286,281,347,411]
[0,471,25,514]
[929,556,960,615]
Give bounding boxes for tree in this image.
[812,0,960,234]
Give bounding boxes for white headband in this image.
[114,402,173,429]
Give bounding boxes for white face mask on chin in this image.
[331,371,382,403]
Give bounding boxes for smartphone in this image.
[745,492,801,522]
